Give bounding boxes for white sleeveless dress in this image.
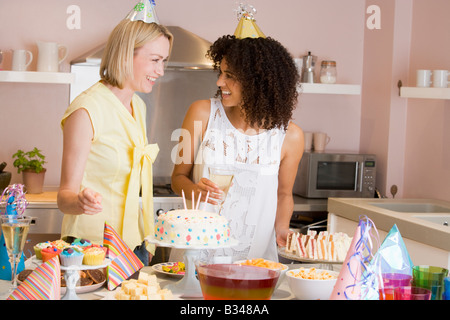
[170,98,286,262]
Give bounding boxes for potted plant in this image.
[12,147,46,194]
[0,162,12,193]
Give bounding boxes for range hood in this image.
[71,26,214,70]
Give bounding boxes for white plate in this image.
[277,247,343,264]
[17,272,106,294]
[152,262,186,278]
[60,280,106,294]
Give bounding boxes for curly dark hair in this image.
[207,35,300,130]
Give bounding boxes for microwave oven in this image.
[293,151,376,199]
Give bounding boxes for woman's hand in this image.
[276,227,293,248]
[195,178,223,205]
[77,188,102,215]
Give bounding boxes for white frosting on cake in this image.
[154,209,231,246]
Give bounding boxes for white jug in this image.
[36,41,68,72]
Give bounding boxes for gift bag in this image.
[0,233,26,280]
[0,184,28,280]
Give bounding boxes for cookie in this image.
[86,269,106,284]
[79,277,93,286]
[17,269,34,282]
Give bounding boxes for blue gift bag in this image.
[0,232,26,281]
[1,187,27,280]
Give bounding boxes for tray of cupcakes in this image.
[21,238,110,293]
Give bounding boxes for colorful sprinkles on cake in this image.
[152,190,231,247]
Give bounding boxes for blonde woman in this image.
[58,19,172,265]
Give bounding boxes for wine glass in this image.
[1,215,31,294]
[208,167,234,214]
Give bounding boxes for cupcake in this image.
[86,243,108,255]
[83,246,106,266]
[33,241,51,260]
[59,246,84,267]
[71,238,92,248]
[51,239,70,250]
[41,246,62,263]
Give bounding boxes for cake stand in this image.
[31,256,111,300]
[60,259,111,300]
[146,237,238,298]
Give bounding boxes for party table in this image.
[0,262,339,300]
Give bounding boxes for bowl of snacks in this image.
[286,267,338,300]
[196,261,280,300]
[235,258,288,289]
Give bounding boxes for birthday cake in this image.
[154,209,231,246]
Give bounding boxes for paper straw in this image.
[181,190,187,210]
[195,192,202,210]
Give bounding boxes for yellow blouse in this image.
[60,82,158,253]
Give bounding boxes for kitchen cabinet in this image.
[400,86,450,100]
[0,70,74,84]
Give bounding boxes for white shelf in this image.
[400,87,450,100]
[298,83,361,95]
[0,70,75,84]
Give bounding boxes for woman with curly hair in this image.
[171,35,304,261]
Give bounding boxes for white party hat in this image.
[126,0,159,24]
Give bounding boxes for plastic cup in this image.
[412,266,448,300]
[394,286,431,300]
[379,287,395,300]
[382,273,412,288]
[443,277,450,300]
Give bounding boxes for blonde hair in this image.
[100,20,173,88]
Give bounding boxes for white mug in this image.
[416,69,432,87]
[304,132,313,151]
[12,49,33,71]
[313,132,331,152]
[432,70,449,88]
[36,41,68,72]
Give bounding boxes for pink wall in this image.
[360,0,450,200]
[0,0,365,189]
[403,0,450,200]
[1,0,449,201]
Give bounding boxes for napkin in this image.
[103,223,144,290]
[7,256,61,300]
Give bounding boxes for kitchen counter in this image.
[327,197,450,267]
[24,192,328,212]
[25,191,58,208]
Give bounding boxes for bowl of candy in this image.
[235,259,288,289]
[196,261,280,300]
[286,267,338,300]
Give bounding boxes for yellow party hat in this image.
[126,0,159,24]
[233,3,266,39]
